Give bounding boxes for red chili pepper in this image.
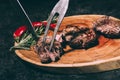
[50,23,56,29]
[42,21,47,26]
[13,25,27,38]
[13,21,56,38]
[42,21,56,29]
[32,22,42,27]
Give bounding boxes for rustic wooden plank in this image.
[15,15,120,74]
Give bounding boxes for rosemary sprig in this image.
[10,16,57,51]
[10,26,44,51]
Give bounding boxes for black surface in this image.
[1,0,120,80]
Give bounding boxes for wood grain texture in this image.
[15,15,120,74]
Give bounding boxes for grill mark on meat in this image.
[69,29,98,49]
[61,24,89,43]
[61,23,99,49]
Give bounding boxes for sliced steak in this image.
[34,36,64,63]
[62,24,89,43]
[69,29,98,49]
[61,23,98,49]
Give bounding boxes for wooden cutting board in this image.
[15,15,120,74]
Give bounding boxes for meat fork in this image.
[43,0,69,51]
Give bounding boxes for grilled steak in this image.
[94,16,120,38]
[69,29,98,49]
[34,36,64,63]
[62,24,89,43]
[62,24,98,49]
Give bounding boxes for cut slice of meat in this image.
[34,36,64,63]
[69,29,98,49]
[61,23,99,49]
[61,23,89,43]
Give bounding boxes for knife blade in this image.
[17,0,38,40]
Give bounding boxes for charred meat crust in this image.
[94,16,120,38]
[61,24,89,43]
[61,24,99,49]
[69,29,98,49]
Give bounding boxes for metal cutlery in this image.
[42,0,69,51]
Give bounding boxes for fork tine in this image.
[49,1,69,51]
[49,14,66,51]
[43,0,69,51]
[42,11,55,44]
[42,0,61,44]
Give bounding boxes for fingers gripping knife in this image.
[42,0,69,51]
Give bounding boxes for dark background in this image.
[1,0,120,80]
